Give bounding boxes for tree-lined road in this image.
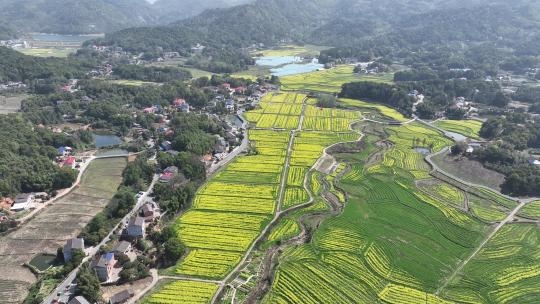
[43,174,159,304]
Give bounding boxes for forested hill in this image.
[94,0,540,57]
[0,0,160,35]
[152,0,252,24]
[0,22,17,40]
[0,0,253,35]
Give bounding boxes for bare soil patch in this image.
[432,150,505,192]
[0,94,28,114]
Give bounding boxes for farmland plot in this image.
[434,119,483,140]
[264,108,502,304]
[0,158,127,304]
[146,280,219,304]
[442,224,540,304]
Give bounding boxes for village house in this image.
[68,295,91,304]
[94,252,117,282]
[528,159,540,166]
[191,43,205,54]
[63,238,85,262]
[112,240,132,256]
[57,146,73,156]
[214,136,229,154]
[159,172,175,183]
[63,156,77,168]
[109,289,134,304]
[126,216,145,238]
[173,98,186,107]
[225,99,235,112]
[163,52,180,59]
[159,141,172,151]
[164,166,179,174]
[10,194,34,212]
[142,202,160,222]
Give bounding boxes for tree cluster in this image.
[0,115,79,197]
[339,81,414,117]
[113,65,192,83]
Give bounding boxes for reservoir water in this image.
[255,56,324,76]
[94,134,123,148]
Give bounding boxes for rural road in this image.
[207,112,249,176]
[436,200,528,295]
[43,173,159,304]
[211,97,310,303]
[17,151,139,226]
[16,155,96,225]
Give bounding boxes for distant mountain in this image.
[0,0,158,35]
[0,0,255,36]
[0,22,17,40]
[152,0,253,23]
[98,0,540,51]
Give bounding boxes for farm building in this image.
[109,289,134,304]
[57,146,72,156]
[159,172,175,183]
[127,217,145,238]
[112,240,132,255]
[63,238,85,262]
[164,166,179,174]
[64,156,76,168]
[10,194,34,212]
[68,296,90,304]
[95,252,117,282]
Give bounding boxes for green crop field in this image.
[442,224,540,304]
[434,119,483,140]
[144,91,366,301]
[280,65,393,93]
[262,107,517,304]
[144,89,538,303]
[109,79,158,86]
[145,280,219,304]
[339,98,409,122]
[19,47,76,58]
[171,128,290,279]
[518,200,540,220]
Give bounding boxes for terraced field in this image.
[172,128,289,279]
[262,99,540,304]
[434,119,483,140]
[264,120,493,303]
[145,89,539,304]
[146,280,219,304]
[145,92,365,303]
[442,224,540,303]
[518,200,540,220]
[280,65,393,93]
[339,98,409,122]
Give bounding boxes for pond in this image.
[445,131,468,142]
[255,56,324,77]
[29,254,57,271]
[94,134,123,148]
[414,147,431,156]
[270,61,324,77]
[255,56,302,67]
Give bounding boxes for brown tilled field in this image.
[0,157,127,304]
